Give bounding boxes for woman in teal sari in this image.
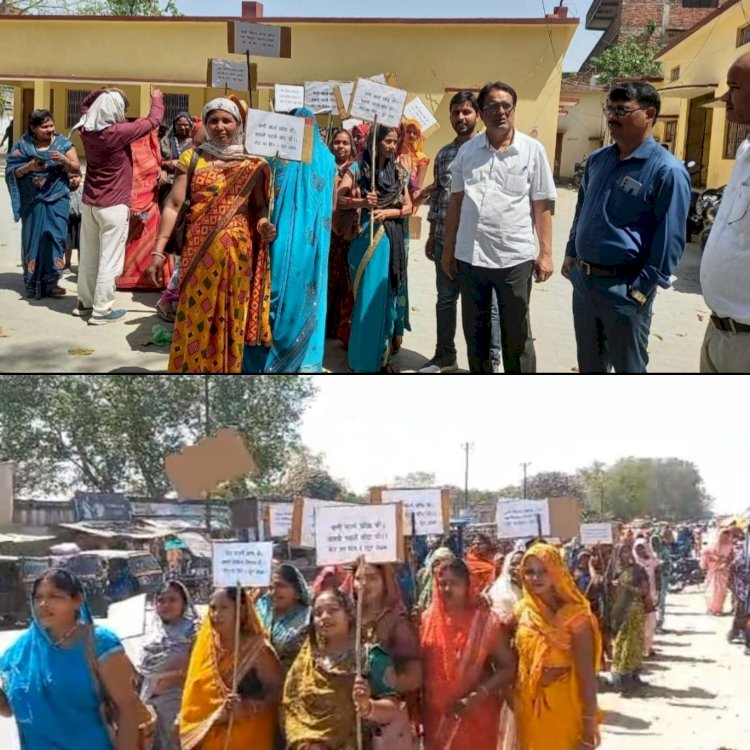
[243,107,336,373]
[341,125,412,373]
[5,109,80,299]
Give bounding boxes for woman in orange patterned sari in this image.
[148,98,276,372]
[513,544,602,750]
[178,587,284,750]
[420,558,516,750]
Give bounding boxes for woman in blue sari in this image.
[341,125,412,373]
[243,107,336,373]
[4,109,80,299]
[0,568,143,750]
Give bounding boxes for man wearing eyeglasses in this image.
[700,51,750,373]
[562,82,691,373]
[441,81,556,374]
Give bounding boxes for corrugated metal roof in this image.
[0,533,56,544]
[58,521,168,540]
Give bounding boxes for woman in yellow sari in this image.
[513,543,602,750]
[147,97,276,372]
[178,587,284,750]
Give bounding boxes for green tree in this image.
[272,446,348,501]
[589,25,663,85]
[0,0,73,12]
[0,375,315,498]
[73,0,180,14]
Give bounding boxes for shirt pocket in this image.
[504,171,529,196]
[606,184,646,227]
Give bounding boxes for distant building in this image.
[582,0,735,71]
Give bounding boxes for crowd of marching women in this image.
[3,86,437,374]
[3,523,746,750]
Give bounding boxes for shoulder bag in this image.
[165,148,200,256]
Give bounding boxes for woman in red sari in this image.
[465,534,497,602]
[421,558,516,750]
[117,128,173,289]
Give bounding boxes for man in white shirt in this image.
[441,81,556,374]
[700,51,750,373]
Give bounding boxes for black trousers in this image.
[457,259,536,374]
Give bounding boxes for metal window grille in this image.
[162,93,190,125]
[738,25,750,48]
[66,90,89,129]
[670,66,680,82]
[724,122,750,159]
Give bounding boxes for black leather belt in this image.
[577,259,636,278]
[711,314,750,334]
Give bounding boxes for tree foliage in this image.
[589,26,663,85]
[265,446,349,502]
[0,375,315,498]
[392,471,437,488]
[0,0,72,13]
[73,0,180,14]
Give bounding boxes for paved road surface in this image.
[0,155,710,373]
[0,590,745,750]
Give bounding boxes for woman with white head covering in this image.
[148,97,277,372]
[72,86,164,324]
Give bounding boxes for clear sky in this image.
[175,0,603,72]
[298,376,748,516]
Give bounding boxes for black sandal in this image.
[48,286,67,297]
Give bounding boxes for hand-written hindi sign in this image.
[379,488,447,536]
[304,81,338,115]
[245,109,314,164]
[207,58,255,91]
[402,96,440,139]
[227,21,292,58]
[496,498,551,539]
[212,542,274,588]
[579,523,614,546]
[349,78,408,128]
[266,502,294,538]
[291,497,346,549]
[314,503,404,566]
[274,84,305,114]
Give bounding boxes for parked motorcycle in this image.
[571,157,586,191]
[668,556,705,593]
[696,186,725,251]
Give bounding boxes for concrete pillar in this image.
[138,83,152,119]
[242,2,264,18]
[33,79,51,110]
[0,462,15,526]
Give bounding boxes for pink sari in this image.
[701,529,734,615]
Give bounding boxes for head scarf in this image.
[71,90,126,132]
[139,580,200,702]
[162,111,195,160]
[488,549,523,620]
[514,543,603,700]
[198,97,246,161]
[397,118,428,187]
[417,546,455,610]
[311,565,347,596]
[341,562,404,611]
[351,122,372,157]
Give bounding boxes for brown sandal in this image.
[48,286,67,297]
[156,299,176,323]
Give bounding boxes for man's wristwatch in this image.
[629,288,648,306]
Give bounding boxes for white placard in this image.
[268,502,294,538]
[496,498,551,539]
[304,81,337,114]
[349,78,408,128]
[298,497,346,549]
[274,84,304,113]
[579,523,614,546]
[369,73,387,84]
[402,96,439,134]
[335,81,355,115]
[380,488,445,536]
[212,542,274,587]
[210,59,249,90]
[315,503,401,566]
[245,109,310,162]
[342,118,363,130]
[231,22,286,58]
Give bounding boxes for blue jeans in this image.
[434,240,500,363]
[570,264,656,373]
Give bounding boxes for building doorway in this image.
[21,88,34,133]
[684,93,714,188]
[554,131,564,181]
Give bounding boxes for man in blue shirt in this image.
[562,82,691,373]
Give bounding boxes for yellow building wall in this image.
[0,16,575,166]
[556,89,607,179]
[657,0,750,188]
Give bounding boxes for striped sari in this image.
[168,148,271,373]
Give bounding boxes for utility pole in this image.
[461,442,473,511]
[204,375,213,537]
[521,462,532,499]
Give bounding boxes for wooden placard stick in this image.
[246,51,254,109]
[354,555,366,750]
[268,150,280,220]
[223,580,243,750]
[369,115,378,247]
[224,83,229,96]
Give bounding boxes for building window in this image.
[664,121,677,143]
[724,122,750,159]
[162,93,190,125]
[681,0,718,7]
[66,90,89,129]
[739,25,750,48]
[670,66,680,82]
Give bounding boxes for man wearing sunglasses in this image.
[562,82,691,373]
[441,81,556,374]
[700,51,750,373]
